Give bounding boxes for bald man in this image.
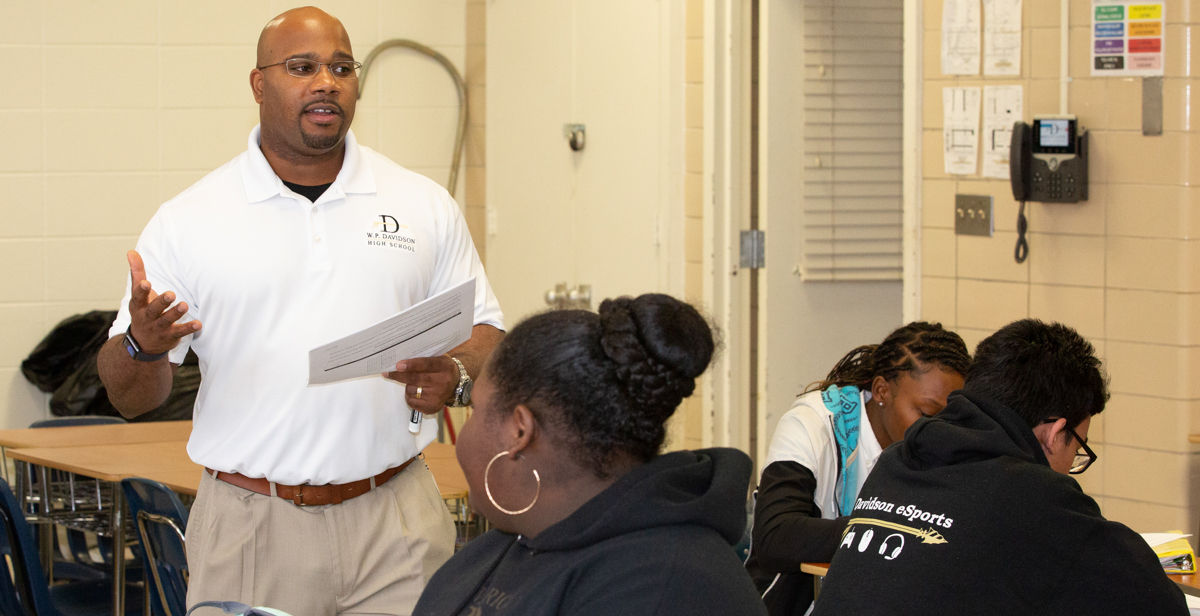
[97,8,504,615]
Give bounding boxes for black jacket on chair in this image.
[811,390,1188,616]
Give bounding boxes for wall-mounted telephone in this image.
[1008,115,1089,262]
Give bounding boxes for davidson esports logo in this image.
[367,215,417,252]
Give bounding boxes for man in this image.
[810,319,1188,615]
[96,8,503,615]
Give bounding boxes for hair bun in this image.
[598,294,714,420]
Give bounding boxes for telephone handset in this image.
[1008,115,1089,262]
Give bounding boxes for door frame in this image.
[702,0,752,455]
[704,0,921,470]
[902,0,923,323]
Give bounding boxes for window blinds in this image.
[800,0,904,282]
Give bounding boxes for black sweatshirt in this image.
[413,448,768,616]
[811,390,1189,616]
[744,462,847,615]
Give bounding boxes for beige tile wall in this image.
[678,0,707,451]
[920,0,1200,536]
[0,0,472,429]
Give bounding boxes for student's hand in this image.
[384,356,458,414]
[126,250,201,355]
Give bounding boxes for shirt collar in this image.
[240,124,377,204]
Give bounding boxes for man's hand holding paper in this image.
[385,356,458,414]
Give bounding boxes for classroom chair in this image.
[0,476,143,616]
[122,479,189,616]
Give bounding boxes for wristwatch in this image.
[449,356,473,407]
[122,326,169,362]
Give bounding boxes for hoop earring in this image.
[484,451,541,516]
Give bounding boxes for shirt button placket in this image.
[310,203,332,270]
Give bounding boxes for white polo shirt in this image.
[111,126,503,485]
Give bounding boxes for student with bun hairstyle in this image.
[414,294,767,616]
[745,322,971,616]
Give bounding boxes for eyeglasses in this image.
[257,58,362,80]
[1067,426,1097,474]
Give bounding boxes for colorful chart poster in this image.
[1091,1,1164,76]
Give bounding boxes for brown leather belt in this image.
[205,457,415,506]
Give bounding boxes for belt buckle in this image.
[293,485,306,506]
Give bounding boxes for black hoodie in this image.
[810,390,1188,616]
[413,448,768,616]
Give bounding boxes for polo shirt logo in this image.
[367,215,417,253]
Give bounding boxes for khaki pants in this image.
[185,461,455,616]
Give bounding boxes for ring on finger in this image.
[415,386,423,400]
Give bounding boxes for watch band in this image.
[449,356,471,407]
[123,326,169,362]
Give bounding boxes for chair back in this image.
[0,477,61,616]
[28,416,126,429]
[122,479,189,616]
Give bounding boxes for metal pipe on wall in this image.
[358,39,469,198]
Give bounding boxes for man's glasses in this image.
[257,58,362,80]
[1067,426,1097,474]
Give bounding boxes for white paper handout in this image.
[983,0,1022,75]
[308,278,476,385]
[942,0,981,75]
[943,87,981,175]
[981,85,1023,179]
[1141,532,1192,548]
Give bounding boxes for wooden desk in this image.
[8,441,197,494]
[7,439,468,500]
[802,563,831,600]
[424,442,469,500]
[1169,574,1200,598]
[0,421,192,449]
[5,438,469,614]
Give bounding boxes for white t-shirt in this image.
[762,388,883,519]
[110,126,503,485]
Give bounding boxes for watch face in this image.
[461,379,473,405]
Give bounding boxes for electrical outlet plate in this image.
[955,194,993,237]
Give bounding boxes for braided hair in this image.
[805,322,970,394]
[486,294,715,478]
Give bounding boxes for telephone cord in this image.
[1014,201,1029,263]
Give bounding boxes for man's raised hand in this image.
[126,250,201,355]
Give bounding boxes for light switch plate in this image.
[955,194,993,237]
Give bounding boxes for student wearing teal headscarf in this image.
[744,323,970,616]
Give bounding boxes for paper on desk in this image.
[1142,532,1192,548]
[308,278,475,385]
[1185,593,1200,614]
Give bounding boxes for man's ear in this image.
[1032,417,1069,457]
[870,375,892,408]
[505,404,538,459]
[250,69,265,104]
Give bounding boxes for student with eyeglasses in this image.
[97,7,503,615]
[810,319,1188,616]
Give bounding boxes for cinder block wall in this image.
[0,0,474,428]
[919,0,1200,536]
